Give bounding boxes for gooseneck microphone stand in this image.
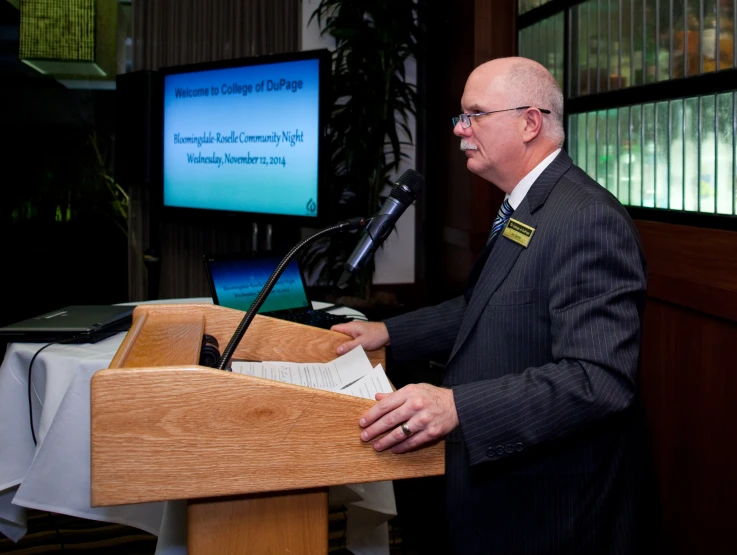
[217,217,368,371]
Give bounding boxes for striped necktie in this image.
[464,198,515,302]
[488,198,514,244]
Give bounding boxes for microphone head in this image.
[389,169,424,206]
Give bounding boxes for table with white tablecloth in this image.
[0,299,395,555]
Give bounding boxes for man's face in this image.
[453,67,521,188]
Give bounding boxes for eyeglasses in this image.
[451,106,551,128]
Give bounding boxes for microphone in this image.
[337,169,424,289]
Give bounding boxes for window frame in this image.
[518,0,737,229]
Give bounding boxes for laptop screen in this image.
[204,254,311,314]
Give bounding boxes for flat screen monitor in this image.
[160,49,330,223]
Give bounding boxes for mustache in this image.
[460,140,478,151]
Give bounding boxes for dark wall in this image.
[637,220,737,554]
[0,5,127,327]
[1,115,129,326]
[421,0,515,303]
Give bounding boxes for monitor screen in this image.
[161,50,329,220]
[205,254,311,314]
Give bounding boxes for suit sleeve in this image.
[452,201,647,466]
[384,295,467,363]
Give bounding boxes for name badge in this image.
[503,218,535,248]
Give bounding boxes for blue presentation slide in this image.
[209,257,310,314]
[163,59,320,217]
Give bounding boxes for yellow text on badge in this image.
[503,218,535,248]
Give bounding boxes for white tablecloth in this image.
[0,299,395,554]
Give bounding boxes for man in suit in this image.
[332,57,654,554]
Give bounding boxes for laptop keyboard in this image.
[277,310,352,330]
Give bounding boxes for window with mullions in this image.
[518,0,737,217]
[519,11,565,89]
[568,94,736,214]
[570,0,736,97]
[520,0,555,16]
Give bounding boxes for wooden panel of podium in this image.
[90,304,445,554]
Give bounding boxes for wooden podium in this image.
[90,304,444,554]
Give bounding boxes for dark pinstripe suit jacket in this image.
[385,151,654,554]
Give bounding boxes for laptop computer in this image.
[203,252,353,330]
[0,305,134,344]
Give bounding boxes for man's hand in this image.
[331,321,390,354]
[359,384,459,454]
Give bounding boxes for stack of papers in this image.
[231,346,392,400]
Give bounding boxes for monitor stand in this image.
[251,222,273,252]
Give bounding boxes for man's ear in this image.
[522,108,544,143]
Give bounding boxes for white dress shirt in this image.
[505,148,562,209]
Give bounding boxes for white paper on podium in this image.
[232,345,379,393]
[344,364,393,400]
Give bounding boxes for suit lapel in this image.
[525,150,573,213]
[447,150,573,363]
[448,198,533,362]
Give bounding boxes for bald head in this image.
[470,57,565,148]
[455,57,565,191]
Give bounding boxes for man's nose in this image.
[453,122,470,138]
